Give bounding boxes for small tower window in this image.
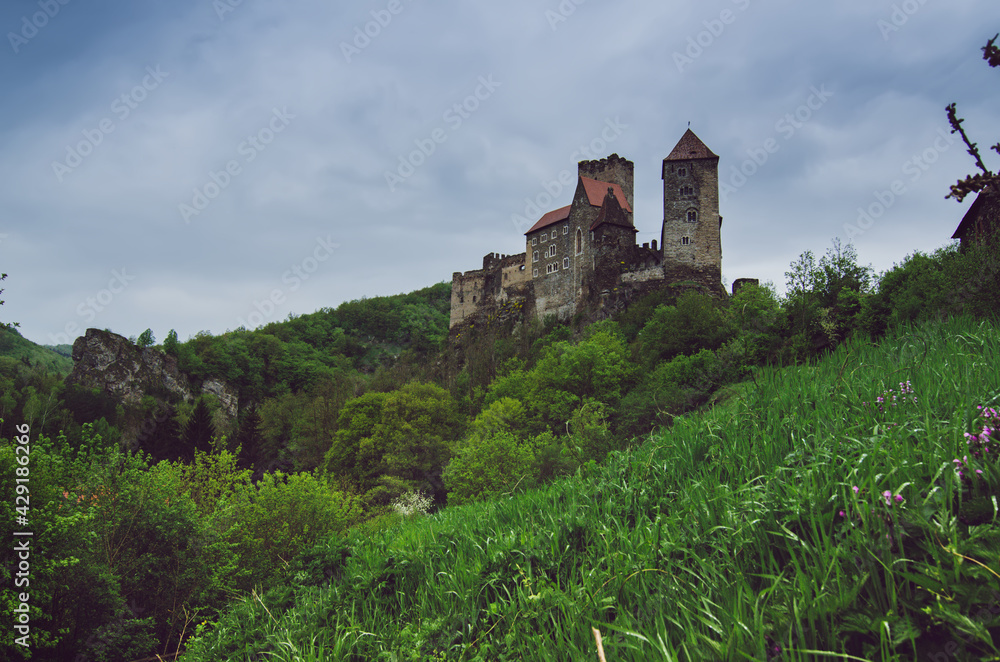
[678,167,687,177]
[680,185,694,196]
[682,237,690,246]
[541,232,547,242]
[575,228,583,255]
[533,250,539,262]
[563,225,569,235]
[563,257,569,269]
[687,209,698,223]
[532,237,537,246]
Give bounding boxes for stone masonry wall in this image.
[661,155,722,286]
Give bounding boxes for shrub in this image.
[220,472,361,592]
[444,431,536,505]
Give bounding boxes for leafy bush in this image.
[443,431,536,505]
[636,291,731,366]
[219,471,361,593]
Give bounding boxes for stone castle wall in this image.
[451,133,735,332]
[450,252,531,328]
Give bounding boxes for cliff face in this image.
[66,328,238,432]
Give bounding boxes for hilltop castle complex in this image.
[450,129,735,329]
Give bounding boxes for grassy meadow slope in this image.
[181,314,1000,661]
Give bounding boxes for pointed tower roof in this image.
[665,129,717,161]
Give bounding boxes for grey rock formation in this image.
[67,328,238,428]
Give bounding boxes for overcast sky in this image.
[1,0,998,346]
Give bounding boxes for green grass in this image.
[181,315,1000,661]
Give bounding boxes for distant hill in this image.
[0,326,74,375]
[45,343,74,359]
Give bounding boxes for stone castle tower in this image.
[661,129,722,285]
[450,130,726,329]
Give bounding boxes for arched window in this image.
[686,209,698,223]
[575,228,583,255]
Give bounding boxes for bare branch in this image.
[947,103,992,178]
[984,33,1000,67]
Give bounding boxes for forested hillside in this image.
[0,326,73,376]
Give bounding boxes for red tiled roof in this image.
[525,205,571,234]
[665,128,717,161]
[580,177,632,212]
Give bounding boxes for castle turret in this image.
[661,129,722,285]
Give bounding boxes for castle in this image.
[450,129,730,329]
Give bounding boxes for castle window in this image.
[680,185,694,196]
[687,209,698,223]
[682,237,690,246]
[532,237,537,246]
[547,245,557,258]
[575,229,583,255]
[541,232,547,242]
[678,167,687,177]
[533,250,539,262]
[563,225,568,235]
[563,257,569,269]
[459,296,464,303]
[533,268,538,277]
[472,295,477,302]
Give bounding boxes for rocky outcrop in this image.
[66,327,238,420]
